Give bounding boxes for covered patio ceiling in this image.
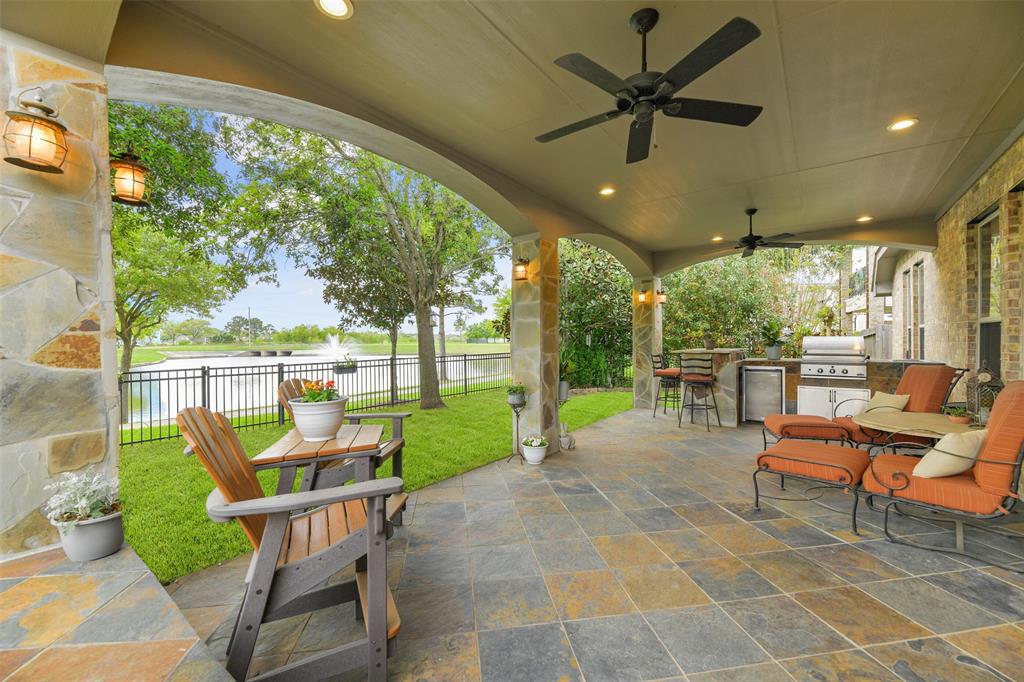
[4,0,1023,274]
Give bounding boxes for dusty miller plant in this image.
[44,472,121,527]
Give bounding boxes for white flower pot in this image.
[289,397,348,441]
[58,511,123,562]
[521,444,548,465]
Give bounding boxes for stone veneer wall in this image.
[0,35,117,555]
[631,276,661,409]
[891,135,1023,394]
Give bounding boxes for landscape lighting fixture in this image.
[512,258,530,281]
[110,151,152,206]
[315,0,353,19]
[886,117,918,131]
[3,88,68,173]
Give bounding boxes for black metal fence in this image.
[119,353,512,445]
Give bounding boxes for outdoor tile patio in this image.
[158,407,1022,680]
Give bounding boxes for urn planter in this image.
[289,397,348,441]
[58,512,124,562]
[507,392,526,407]
[521,444,548,465]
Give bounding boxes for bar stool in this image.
[679,354,720,431]
[651,354,681,418]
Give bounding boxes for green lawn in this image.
[121,389,632,583]
[121,341,508,367]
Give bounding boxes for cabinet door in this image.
[797,386,834,419]
[833,388,871,418]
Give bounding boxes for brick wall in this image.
[891,134,1023,392]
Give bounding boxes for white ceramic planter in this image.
[558,381,570,402]
[522,444,548,465]
[289,397,348,441]
[58,511,123,562]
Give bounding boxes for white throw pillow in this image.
[913,429,987,479]
[865,392,910,413]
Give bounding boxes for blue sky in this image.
[180,142,511,332]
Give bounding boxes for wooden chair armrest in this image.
[207,477,404,520]
[345,412,412,438]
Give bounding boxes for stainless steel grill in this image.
[800,336,868,380]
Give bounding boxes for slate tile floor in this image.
[171,408,1020,680]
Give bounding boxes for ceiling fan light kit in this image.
[537,8,764,164]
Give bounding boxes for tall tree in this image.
[220,119,508,408]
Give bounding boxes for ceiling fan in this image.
[536,8,764,164]
[735,208,803,257]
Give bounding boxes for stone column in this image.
[0,35,118,555]
[632,276,663,409]
[510,235,560,453]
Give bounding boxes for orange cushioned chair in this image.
[861,381,1024,570]
[753,439,871,534]
[763,364,964,450]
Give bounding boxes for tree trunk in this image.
[389,325,399,406]
[414,301,445,409]
[438,303,448,382]
[120,334,135,373]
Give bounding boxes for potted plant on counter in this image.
[45,472,123,562]
[507,383,527,407]
[521,435,549,465]
[289,379,347,441]
[761,318,783,360]
[943,405,971,425]
[333,355,358,375]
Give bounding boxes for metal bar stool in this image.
[679,354,721,431]
[651,354,682,418]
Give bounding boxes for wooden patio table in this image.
[253,423,385,494]
[851,411,980,440]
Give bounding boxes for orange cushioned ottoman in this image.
[763,414,850,442]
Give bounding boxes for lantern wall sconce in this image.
[110,150,151,206]
[512,258,530,281]
[655,290,667,305]
[637,290,650,304]
[3,88,69,174]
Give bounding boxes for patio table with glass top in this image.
[851,411,980,441]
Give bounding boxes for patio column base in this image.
[510,235,560,454]
[632,276,663,410]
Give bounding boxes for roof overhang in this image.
[872,246,909,296]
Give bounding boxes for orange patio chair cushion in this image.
[756,440,870,485]
[971,381,1024,498]
[655,368,682,377]
[764,414,849,441]
[898,364,957,413]
[682,373,714,383]
[862,454,1005,515]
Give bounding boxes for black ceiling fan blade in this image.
[662,98,763,127]
[760,242,804,249]
[554,53,635,97]
[763,232,794,240]
[655,17,761,95]
[741,247,755,258]
[626,118,653,164]
[536,109,625,143]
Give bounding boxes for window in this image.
[848,247,867,298]
[902,263,925,359]
[883,296,893,322]
[977,212,1001,374]
[853,313,868,332]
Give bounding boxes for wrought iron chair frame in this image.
[753,451,862,534]
[679,354,720,432]
[651,353,681,418]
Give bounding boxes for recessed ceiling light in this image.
[856,215,873,223]
[316,0,353,19]
[886,117,918,132]
[598,186,616,196]
[711,236,724,242]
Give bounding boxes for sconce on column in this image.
[512,258,530,281]
[655,290,667,305]
[110,150,152,207]
[3,88,68,174]
[637,290,649,304]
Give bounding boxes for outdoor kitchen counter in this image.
[707,358,944,427]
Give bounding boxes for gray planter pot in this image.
[58,511,123,562]
[507,392,526,407]
[765,345,782,360]
[558,381,570,402]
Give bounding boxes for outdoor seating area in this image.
[157,408,1024,681]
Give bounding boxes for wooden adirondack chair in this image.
[178,406,401,682]
[278,378,410,524]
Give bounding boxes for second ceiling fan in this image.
[734,208,803,257]
[536,8,764,164]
